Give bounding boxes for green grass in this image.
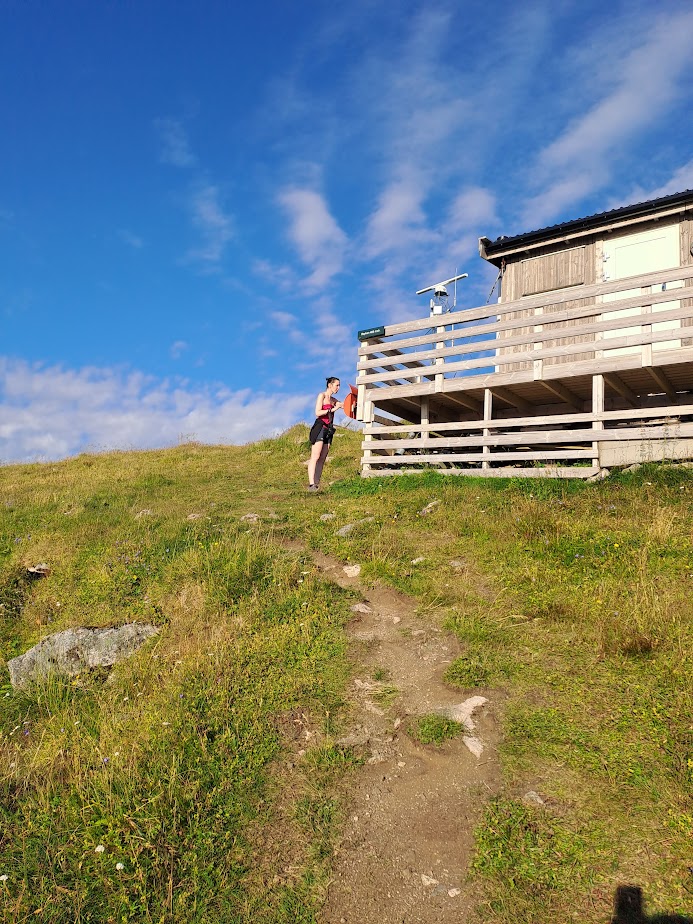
[1,433,692,922]
[409,713,463,746]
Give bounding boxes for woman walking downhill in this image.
[308,377,342,491]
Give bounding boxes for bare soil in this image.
[310,549,501,924]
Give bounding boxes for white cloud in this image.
[363,170,434,260]
[619,158,693,207]
[170,340,188,359]
[187,183,234,266]
[278,186,348,292]
[270,310,299,329]
[118,229,144,249]
[0,358,310,463]
[522,9,693,226]
[155,118,196,168]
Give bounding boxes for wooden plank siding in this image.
[497,244,596,373]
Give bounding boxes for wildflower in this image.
[0,874,8,882]
[116,863,124,871]
[95,845,105,854]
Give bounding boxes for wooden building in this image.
[355,189,693,477]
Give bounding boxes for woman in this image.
[308,377,343,491]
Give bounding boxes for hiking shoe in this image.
[308,484,319,492]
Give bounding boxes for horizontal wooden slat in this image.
[365,344,693,402]
[362,422,693,451]
[364,403,693,434]
[362,467,600,479]
[364,450,595,463]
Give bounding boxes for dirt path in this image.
[308,549,501,924]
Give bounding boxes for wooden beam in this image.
[603,373,638,407]
[645,366,677,402]
[443,392,484,414]
[539,380,583,411]
[490,387,532,412]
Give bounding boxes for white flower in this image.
[116,863,124,871]
[95,845,105,853]
[0,874,8,882]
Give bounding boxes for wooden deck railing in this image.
[357,264,693,406]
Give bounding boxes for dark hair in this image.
[326,376,340,386]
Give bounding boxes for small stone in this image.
[462,735,484,757]
[350,603,372,614]
[448,888,461,897]
[411,556,425,565]
[336,517,374,537]
[421,874,438,887]
[418,500,440,516]
[186,513,202,520]
[392,616,401,624]
[523,790,545,806]
[449,560,465,570]
[240,513,260,523]
[27,563,50,577]
[320,512,336,521]
[397,761,406,767]
[343,565,361,578]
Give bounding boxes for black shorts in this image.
[310,419,334,445]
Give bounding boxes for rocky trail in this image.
[303,546,501,924]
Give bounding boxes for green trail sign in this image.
[357,325,385,341]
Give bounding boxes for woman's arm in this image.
[314,392,326,417]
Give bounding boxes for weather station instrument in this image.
[416,272,468,316]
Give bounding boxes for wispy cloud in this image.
[118,229,144,249]
[187,183,234,267]
[0,358,310,463]
[170,340,188,359]
[521,8,693,227]
[278,186,348,292]
[155,117,197,168]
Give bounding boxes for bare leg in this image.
[314,443,330,486]
[308,440,324,486]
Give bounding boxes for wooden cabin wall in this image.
[497,243,596,371]
[682,216,693,347]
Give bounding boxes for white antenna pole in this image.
[453,267,458,310]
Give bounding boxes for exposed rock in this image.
[343,564,361,578]
[8,624,160,688]
[418,500,440,516]
[622,463,642,474]
[523,790,546,806]
[462,735,484,757]
[240,513,260,523]
[186,513,202,520]
[350,603,372,614]
[27,563,50,577]
[438,696,488,731]
[411,556,425,565]
[421,874,438,888]
[586,468,610,482]
[449,559,465,570]
[320,512,336,521]
[335,517,374,537]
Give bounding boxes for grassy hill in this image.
[1,427,691,923]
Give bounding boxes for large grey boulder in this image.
[7,623,159,688]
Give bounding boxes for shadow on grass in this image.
[612,885,692,924]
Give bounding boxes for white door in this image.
[600,224,681,358]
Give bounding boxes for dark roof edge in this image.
[480,189,693,264]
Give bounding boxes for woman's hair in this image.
[326,376,340,386]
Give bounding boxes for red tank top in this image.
[319,402,334,426]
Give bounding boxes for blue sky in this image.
[2,0,693,462]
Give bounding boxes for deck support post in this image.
[592,374,604,468]
[362,399,374,474]
[482,389,493,470]
[435,324,445,392]
[420,395,429,443]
